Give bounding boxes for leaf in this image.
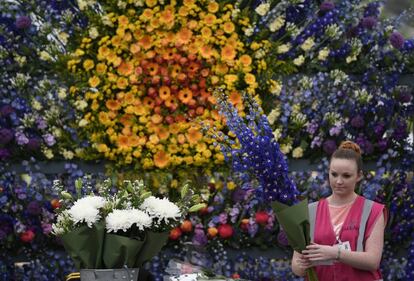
[61,191,73,200]
[188,203,207,213]
[180,183,189,199]
[140,191,152,200]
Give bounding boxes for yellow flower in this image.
[207,1,219,13]
[96,63,107,74]
[244,73,256,85]
[292,147,304,158]
[116,77,129,89]
[88,76,101,88]
[97,143,109,153]
[145,0,157,7]
[227,181,236,190]
[83,59,95,71]
[221,44,236,61]
[222,22,235,34]
[153,150,170,168]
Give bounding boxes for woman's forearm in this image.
[338,248,381,271]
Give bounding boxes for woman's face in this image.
[329,158,362,197]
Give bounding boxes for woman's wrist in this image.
[335,245,341,261]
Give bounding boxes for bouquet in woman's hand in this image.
[213,88,318,281]
[52,178,205,270]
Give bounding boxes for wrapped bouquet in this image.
[52,178,204,280]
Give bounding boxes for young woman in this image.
[291,141,387,280]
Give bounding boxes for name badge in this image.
[338,241,351,251]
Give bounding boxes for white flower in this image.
[68,196,106,227]
[280,143,292,154]
[62,149,74,160]
[272,128,282,141]
[267,108,280,125]
[74,100,88,111]
[89,27,99,39]
[244,27,254,37]
[292,147,304,158]
[58,87,67,99]
[141,196,181,224]
[300,37,314,51]
[43,148,54,159]
[277,43,291,54]
[293,55,305,66]
[269,80,282,95]
[58,31,69,45]
[106,209,152,232]
[39,51,52,61]
[269,16,285,32]
[255,3,270,16]
[318,48,330,61]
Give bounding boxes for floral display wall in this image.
[1,0,413,280]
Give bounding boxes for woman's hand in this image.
[302,242,337,262]
[295,252,313,270]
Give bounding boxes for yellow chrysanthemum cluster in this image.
[67,0,261,169]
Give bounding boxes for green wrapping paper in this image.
[272,199,319,281]
[134,231,169,267]
[60,221,105,269]
[103,233,145,268]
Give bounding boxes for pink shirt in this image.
[311,196,384,281]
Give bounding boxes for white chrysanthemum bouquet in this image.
[52,178,205,271]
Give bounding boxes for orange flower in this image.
[164,97,178,109]
[149,17,160,29]
[187,62,200,73]
[139,35,153,50]
[229,91,242,105]
[151,114,163,124]
[201,27,212,38]
[146,62,159,76]
[170,64,182,78]
[141,9,153,21]
[111,35,122,47]
[129,135,140,147]
[186,127,202,144]
[176,28,192,45]
[215,63,229,75]
[178,88,193,104]
[119,114,134,126]
[207,1,219,13]
[118,15,129,27]
[145,0,157,7]
[161,48,175,60]
[239,54,252,66]
[157,126,170,140]
[204,14,216,26]
[98,46,110,59]
[117,61,134,76]
[130,43,141,54]
[117,135,130,149]
[88,76,101,88]
[106,100,121,111]
[159,86,171,100]
[221,45,236,61]
[223,22,235,34]
[153,150,170,168]
[169,123,181,134]
[117,77,129,89]
[143,97,155,108]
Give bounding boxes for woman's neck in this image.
[328,192,358,206]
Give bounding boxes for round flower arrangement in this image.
[66,0,271,169]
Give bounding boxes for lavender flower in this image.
[361,16,377,29]
[43,133,56,146]
[322,139,337,154]
[15,16,32,29]
[350,115,365,128]
[0,128,14,145]
[320,2,335,12]
[389,31,405,49]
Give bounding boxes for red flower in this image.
[255,211,269,226]
[180,220,193,233]
[20,230,35,243]
[169,227,182,240]
[218,224,233,239]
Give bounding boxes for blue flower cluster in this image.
[215,91,299,205]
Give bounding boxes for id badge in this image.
[338,241,351,251]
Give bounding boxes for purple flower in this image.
[0,148,11,160]
[320,1,335,12]
[218,213,228,224]
[0,105,14,116]
[232,188,246,202]
[192,227,208,246]
[27,201,42,216]
[42,223,53,235]
[277,229,289,246]
[0,215,14,239]
[377,139,388,151]
[43,133,56,146]
[15,16,32,29]
[36,118,47,130]
[350,115,365,128]
[374,123,385,136]
[323,140,337,155]
[398,91,412,103]
[389,31,405,49]
[361,16,377,29]
[16,132,29,145]
[0,128,14,145]
[26,138,41,151]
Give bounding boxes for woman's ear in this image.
[357,170,363,182]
